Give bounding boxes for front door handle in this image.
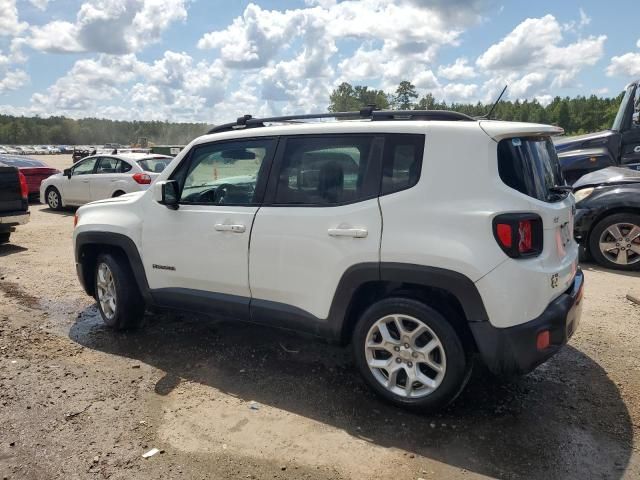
[328,227,368,238]
[214,223,246,233]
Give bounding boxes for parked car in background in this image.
[573,167,640,270]
[555,79,640,184]
[1,146,21,155]
[41,153,173,209]
[0,155,60,200]
[0,166,29,244]
[14,146,35,155]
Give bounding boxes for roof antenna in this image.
[483,85,508,120]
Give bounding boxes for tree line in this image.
[0,81,625,145]
[329,81,625,135]
[0,115,211,146]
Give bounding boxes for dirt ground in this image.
[1,155,639,479]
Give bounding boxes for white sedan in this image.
[40,153,173,210]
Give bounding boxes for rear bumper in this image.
[470,269,584,375]
[0,211,30,230]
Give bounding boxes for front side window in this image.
[176,138,276,205]
[72,158,98,176]
[273,136,379,205]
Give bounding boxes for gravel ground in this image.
[1,155,639,479]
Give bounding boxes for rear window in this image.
[137,157,171,173]
[0,157,45,167]
[497,136,565,202]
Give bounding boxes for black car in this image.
[573,167,640,270]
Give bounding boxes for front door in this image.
[64,157,98,204]
[249,134,383,323]
[140,137,278,318]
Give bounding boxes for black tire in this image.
[588,213,640,271]
[352,297,470,411]
[112,190,125,197]
[45,187,63,211]
[94,252,145,330]
[0,232,10,244]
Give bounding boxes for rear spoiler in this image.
[479,121,564,141]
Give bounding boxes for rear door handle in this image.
[328,227,368,238]
[214,224,246,233]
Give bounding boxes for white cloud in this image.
[437,58,475,80]
[28,0,49,11]
[0,69,29,93]
[0,0,28,36]
[413,70,440,89]
[441,82,478,102]
[25,0,187,54]
[637,38,640,49]
[606,52,640,78]
[476,14,606,100]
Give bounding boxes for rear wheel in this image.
[46,187,62,210]
[589,213,640,271]
[94,252,145,330]
[353,297,469,411]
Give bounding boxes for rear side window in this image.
[273,135,381,205]
[381,134,425,194]
[498,136,565,202]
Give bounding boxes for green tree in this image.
[393,81,418,110]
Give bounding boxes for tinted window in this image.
[121,161,132,173]
[381,134,425,194]
[137,157,171,173]
[0,156,46,167]
[177,138,276,205]
[274,136,379,205]
[498,136,565,202]
[95,157,122,174]
[72,158,97,175]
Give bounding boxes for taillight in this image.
[18,172,28,199]
[132,173,152,184]
[493,213,543,258]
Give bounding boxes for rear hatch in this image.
[0,166,26,212]
[495,134,578,294]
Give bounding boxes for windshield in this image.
[137,157,171,173]
[498,136,566,203]
[612,85,635,131]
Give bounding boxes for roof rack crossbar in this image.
[206,108,473,134]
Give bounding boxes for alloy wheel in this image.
[365,314,446,398]
[96,262,117,320]
[47,190,59,209]
[598,222,640,266]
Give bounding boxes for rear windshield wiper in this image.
[548,185,573,194]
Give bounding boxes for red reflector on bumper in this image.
[536,330,550,350]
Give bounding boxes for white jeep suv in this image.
[73,110,584,411]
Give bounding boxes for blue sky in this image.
[1,0,639,123]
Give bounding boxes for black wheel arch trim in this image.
[75,231,151,303]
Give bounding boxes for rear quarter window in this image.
[497,136,565,202]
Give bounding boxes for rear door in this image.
[249,134,383,322]
[91,157,124,200]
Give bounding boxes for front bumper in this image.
[574,207,595,244]
[470,269,584,375]
[0,211,30,230]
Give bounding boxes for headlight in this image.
[573,187,594,203]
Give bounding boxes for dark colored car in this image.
[0,166,29,244]
[0,155,60,199]
[554,80,640,184]
[573,167,640,270]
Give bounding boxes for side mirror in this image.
[63,168,71,178]
[154,180,179,210]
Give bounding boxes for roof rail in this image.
[206,108,473,135]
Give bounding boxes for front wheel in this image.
[589,213,640,271]
[352,297,470,411]
[94,253,145,330]
[46,187,62,211]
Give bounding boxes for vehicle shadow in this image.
[40,207,76,216]
[0,244,28,256]
[69,309,633,480]
[580,262,640,279]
